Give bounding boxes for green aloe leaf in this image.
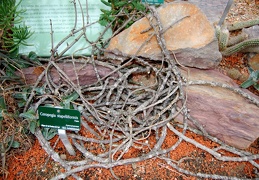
[240,78,255,89]
[253,83,259,91]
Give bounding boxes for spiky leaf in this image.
[240,78,255,89]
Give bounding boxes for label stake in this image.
[58,129,76,156]
[38,106,81,156]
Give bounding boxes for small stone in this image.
[242,26,259,53]
[248,53,259,70]
[60,154,67,160]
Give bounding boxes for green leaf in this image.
[0,113,3,121]
[248,66,254,74]
[0,96,6,110]
[28,51,41,65]
[0,96,6,121]
[251,70,259,81]
[42,128,57,140]
[62,92,79,105]
[99,19,109,26]
[114,1,128,7]
[133,2,146,11]
[28,51,37,60]
[19,108,37,120]
[13,91,28,101]
[101,0,111,7]
[34,87,45,95]
[10,141,20,148]
[61,92,79,109]
[29,121,37,134]
[240,78,255,89]
[17,101,26,108]
[253,83,259,91]
[100,8,110,14]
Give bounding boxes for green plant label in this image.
[15,0,112,56]
[38,106,81,131]
[141,0,164,4]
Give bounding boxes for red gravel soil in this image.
[4,125,259,179]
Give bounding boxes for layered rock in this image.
[106,2,222,69]
[16,62,119,86]
[176,68,259,149]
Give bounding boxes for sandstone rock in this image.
[248,53,259,70]
[106,2,222,69]
[176,68,259,149]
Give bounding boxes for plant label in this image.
[38,106,81,131]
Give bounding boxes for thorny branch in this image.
[19,1,259,179]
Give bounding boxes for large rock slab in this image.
[176,68,259,149]
[185,0,231,24]
[106,2,222,69]
[16,62,119,86]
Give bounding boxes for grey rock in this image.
[244,26,259,39]
[242,26,259,53]
[179,0,230,24]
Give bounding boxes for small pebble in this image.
[60,154,67,160]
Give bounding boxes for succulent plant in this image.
[240,67,259,91]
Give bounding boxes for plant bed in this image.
[1,0,259,179]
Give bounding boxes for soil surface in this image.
[1,0,259,179]
[5,126,259,179]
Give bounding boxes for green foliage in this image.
[0,96,6,121]
[13,87,31,108]
[19,105,58,140]
[0,0,33,55]
[0,134,20,154]
[20,108,38,134]
[61,92,79,109]
[4,25,33,53]
[99,0,147,32]
[240,67,259,91]
[0,96,21,153]
[42,128,58,141]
